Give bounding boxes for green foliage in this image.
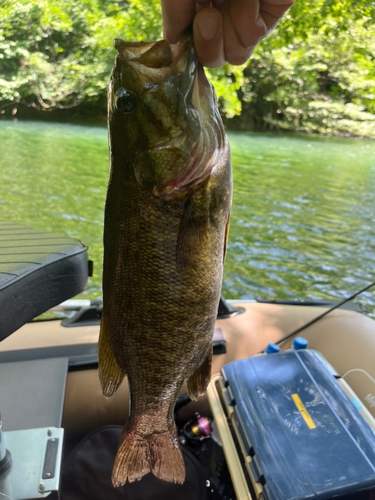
[0,0,162,111]
[0,0,374,138]
[206,65,245,119]
[238,1,375,137]
[0,0,107,109]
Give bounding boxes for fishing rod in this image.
[259,279,375,353]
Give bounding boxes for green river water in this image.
[1,120,375,314]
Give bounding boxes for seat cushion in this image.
[0,221,88,341]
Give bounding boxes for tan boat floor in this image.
[1,302,375,439]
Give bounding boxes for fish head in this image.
[108,35,226,196]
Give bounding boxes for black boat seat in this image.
[0,221,89,342]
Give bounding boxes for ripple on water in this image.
[1,122,375,315]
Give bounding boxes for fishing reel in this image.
[180,412,213,445]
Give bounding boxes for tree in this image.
[234,0,375,137]
[0,0,162,113]
[1,0,374,138]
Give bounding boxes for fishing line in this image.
[259,279,375,353]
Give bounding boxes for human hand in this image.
[161,0,295,68]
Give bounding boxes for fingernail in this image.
[196,11,219,41]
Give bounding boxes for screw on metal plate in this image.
[47,429,52,437]
[206,480,211,487]
[39,482,45,493]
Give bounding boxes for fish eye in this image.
[115,88,136,114]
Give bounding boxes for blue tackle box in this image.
[216,348,375,500]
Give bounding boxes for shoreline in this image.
[1,113,374,142]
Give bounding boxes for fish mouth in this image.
[113,35,225,197]
[116,36,202,156]
[114,36,190,70]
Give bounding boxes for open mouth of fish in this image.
[114,36,225,196]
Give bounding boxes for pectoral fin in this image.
[223,213,230,262]
[176,200,209,271]
[98,315,125,398]
[187,344,213,401]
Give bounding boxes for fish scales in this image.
[99,35,232,487]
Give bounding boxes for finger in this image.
[196,2,210,13]
[259,0,295,32]
[229,0,268,48]
[228,0,294,49]
[193,7,225,68]
[216,1,255,65]
[161,0,196,44]
[225,35,255,66]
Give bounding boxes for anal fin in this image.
[187,344,213,401]
[98,314,125,398]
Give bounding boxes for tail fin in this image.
[150,431,185,484]
[112,427,185,487]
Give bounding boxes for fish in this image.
[98,34,232,487]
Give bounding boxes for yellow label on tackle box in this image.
[292,393,316,429]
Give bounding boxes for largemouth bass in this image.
[99,34,232,487]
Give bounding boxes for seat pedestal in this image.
[0,358,68,499]
[0,427,63,500]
